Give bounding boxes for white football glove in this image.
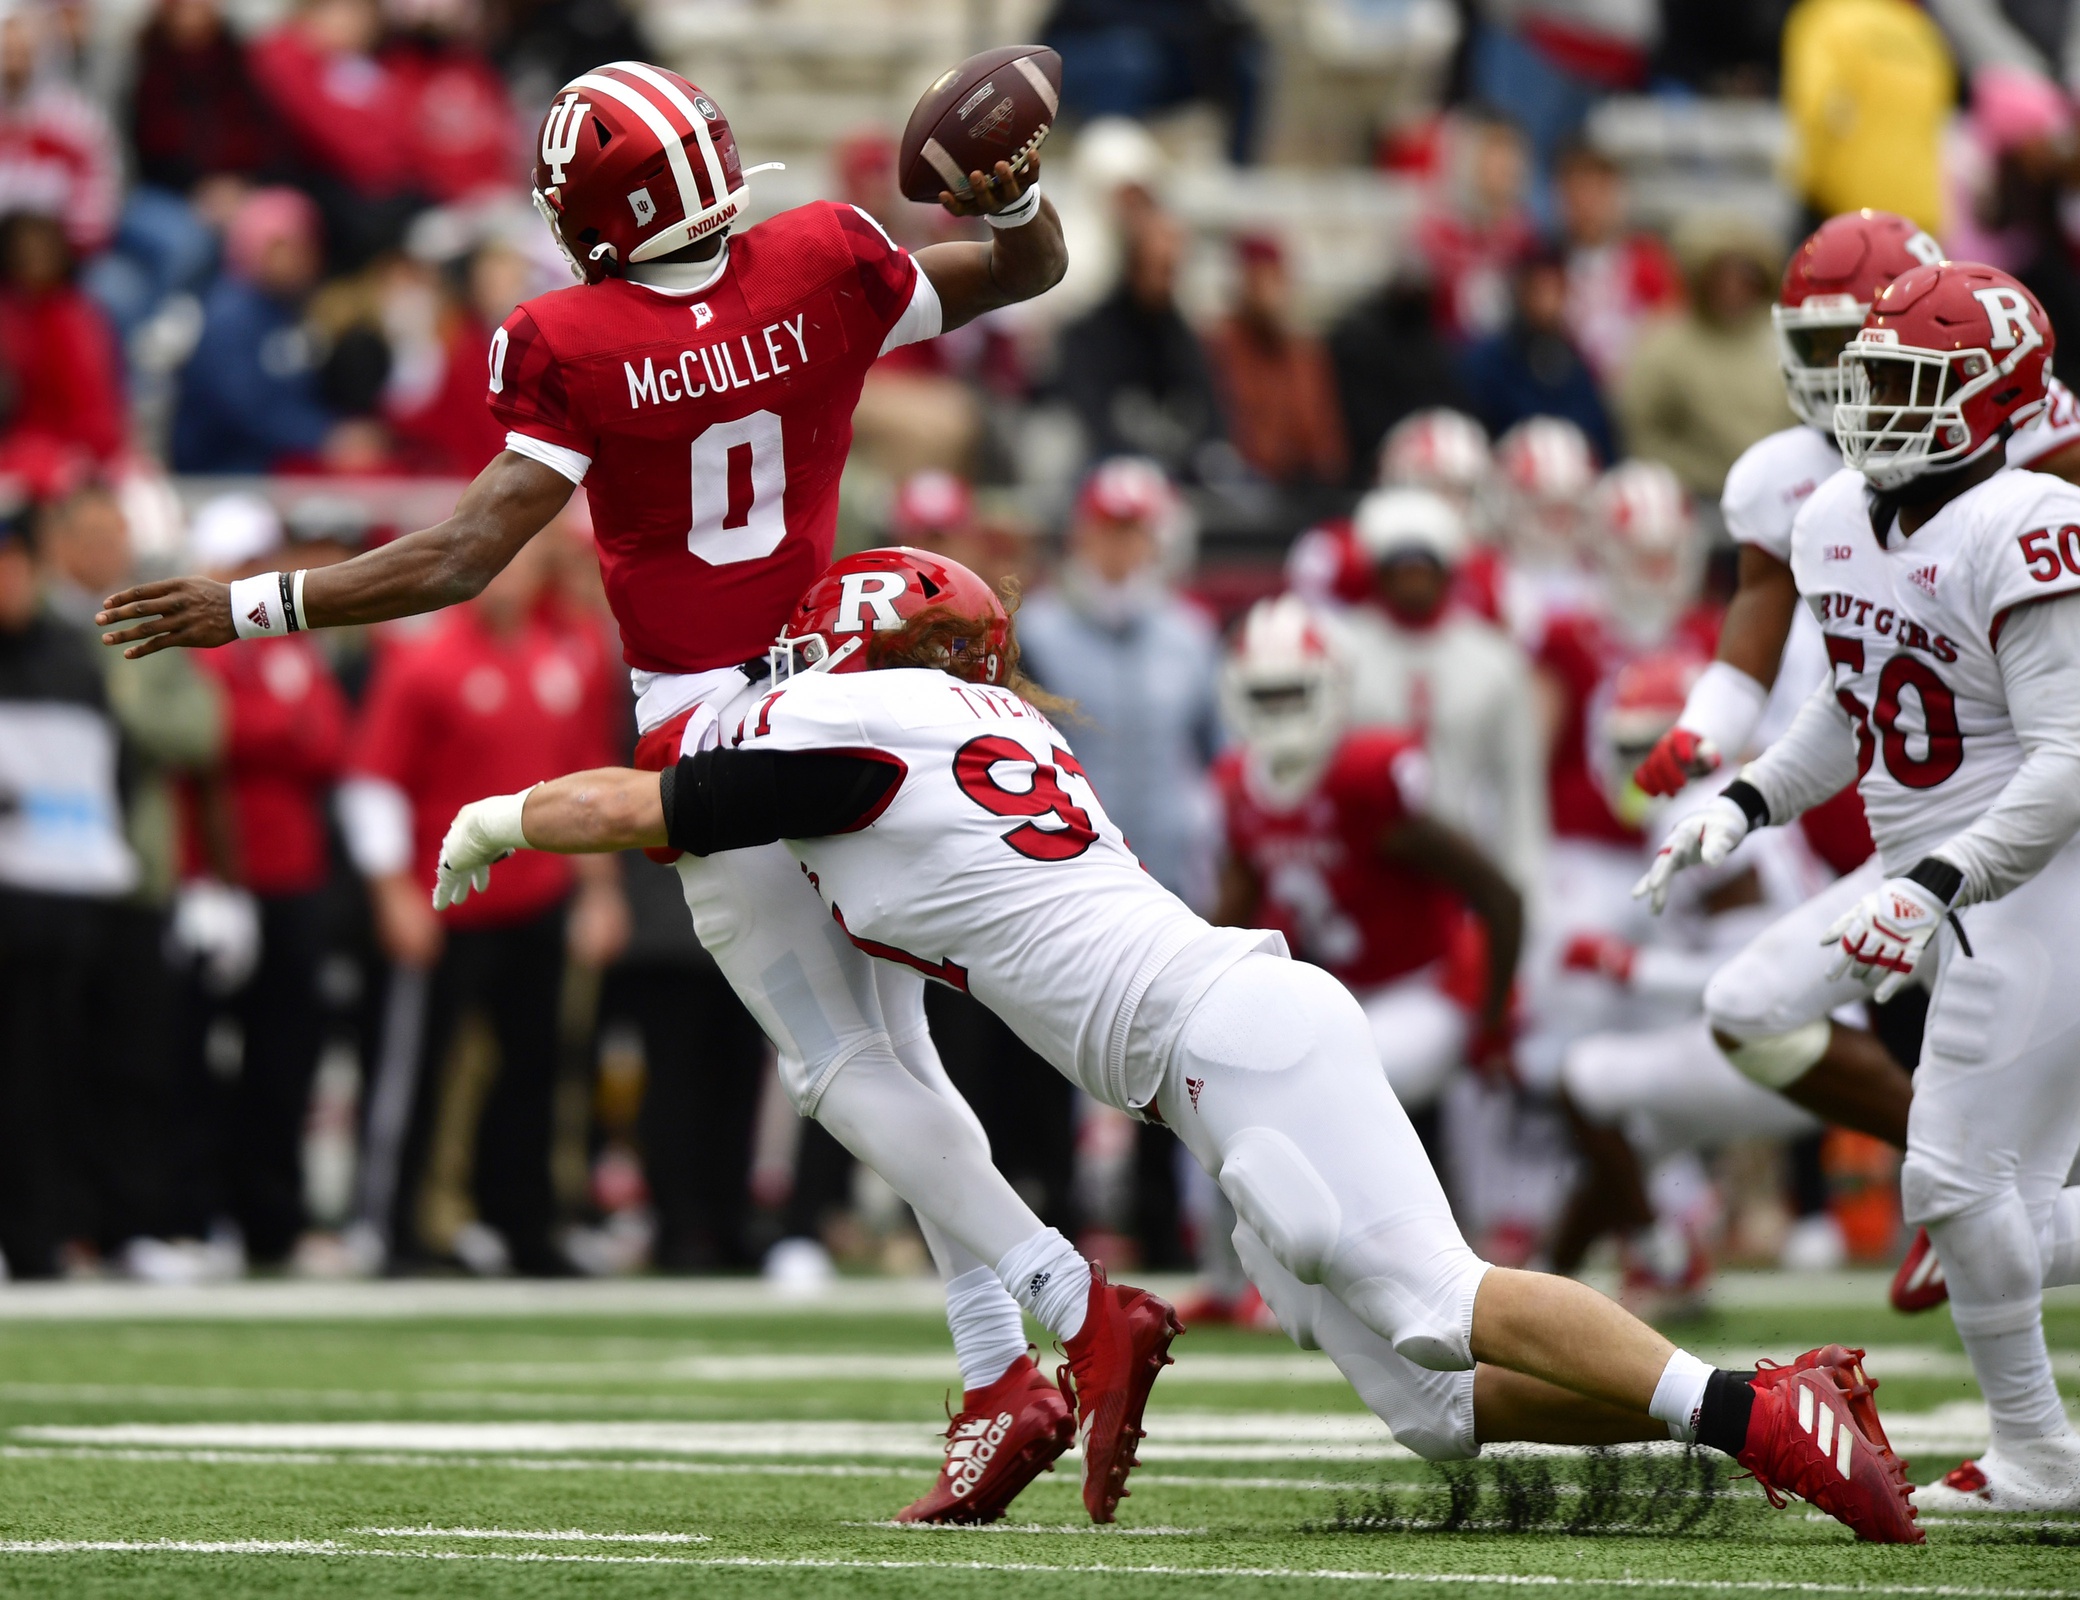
[1822,876,1947,1001]
[1632,795,1750,914]
[432,789,533,911]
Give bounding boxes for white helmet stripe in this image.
[610,59,732,210]
[571,71,705,233]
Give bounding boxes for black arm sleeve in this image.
[661,747,902,857]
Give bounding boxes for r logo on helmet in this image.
[836,572,908,632]
[1973,287,2039,350]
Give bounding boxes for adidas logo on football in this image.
[1185,1077,1204,1111]
[246,601,272,631]
[1796,1379,1857,1480]
[1908,564,1939,597]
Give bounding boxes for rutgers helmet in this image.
[1774,210,1946,432]
[532,62,767,284]
[1836,261,2055,490]
[771,547,1009,684]
[1219,596,1350,805]
[1589,460,1701,635]
[1494,416,1597,563]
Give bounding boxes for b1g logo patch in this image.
[628,188,657,225]
[693,95,719,122]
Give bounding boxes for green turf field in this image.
[0,1274,2074,1597]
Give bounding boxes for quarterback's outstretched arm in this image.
[98,452,574,657]
[914,157,1066,330]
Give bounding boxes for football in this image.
[897,44,1061,203]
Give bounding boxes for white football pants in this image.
[1155,953,1491,1375]
[675,842,1047,1275]
[1564,1017,1818,1159]
[1901,840,2080,1453]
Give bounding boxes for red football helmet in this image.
[531,62,760,284]
[1836,261,2055,489]
[1775,210,1945,431]
[772,547,1010,684]
[1595,648,1706,823]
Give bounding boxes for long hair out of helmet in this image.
[771,548,1070,715]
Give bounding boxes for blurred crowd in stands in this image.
[0,0,2069,1297]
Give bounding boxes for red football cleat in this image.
[1738,1347,1922,1543]
[1753,1344,1895,1456]
[894,1354,1073,1525]
[1890,1227,1948,1313]
[1056,1269,1182,1523]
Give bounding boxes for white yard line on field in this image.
[3,1269,2063,1321]
[354,1526,707,1542]
[0,1540,2072,1594]
[844,1521,1209,1535]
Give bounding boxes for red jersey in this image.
[1214,730,1459,988]
[350,608,616,928]
[488,200,933,674]
[183,636,348,896]
[1535,605,1718,843]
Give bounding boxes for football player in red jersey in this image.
[95,62,1153,1526]
[1212,596,1522,1107]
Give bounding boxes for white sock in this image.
[944,1265,1028,1392]
[1648,1348,1716,1444]
[995,1228,1092,1342]
[1957,1317,2069,1449]
[2039,1186,2080,1290]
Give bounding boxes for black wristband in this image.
[1905,855,1964,906]
[1720,778,1770,831]
[277,570,300,632]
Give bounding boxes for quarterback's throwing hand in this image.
[432,792,532,911]
[1632,795,1749,913]
[1822,878,1945,1001]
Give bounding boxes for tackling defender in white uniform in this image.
[1641,261,2080,1511]
[436,546,1927,1544]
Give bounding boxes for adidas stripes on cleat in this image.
[1739,1347,1922,1543]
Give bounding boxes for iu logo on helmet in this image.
[627,188,656,224]
[541,92,588,186]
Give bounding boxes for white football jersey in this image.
[1721,424,1842,565]
[730,667,1278,1111]
[2009,372,2080,470]
[1789,465,2080,868]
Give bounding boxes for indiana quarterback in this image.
[95,60,1160,1526]
[1641,262,2080,1511]
[433,545,1925,1544]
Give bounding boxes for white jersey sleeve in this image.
[2007,373,2080,470]
[1971,478,2080,632]
[1719,425,1843,564]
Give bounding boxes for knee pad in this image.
[1231,1221,1320,1350]
[1219,1127,1342,1286]
[1336,1249,1485,1373]
[1716,1019,1828,1090]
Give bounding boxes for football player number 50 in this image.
[689,410,787,565]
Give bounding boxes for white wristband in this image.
[291,568,309,631]
[229,571,291,639]
[1675,661,1768,760]
[984,180,1042,230]
[478,788,535,856]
